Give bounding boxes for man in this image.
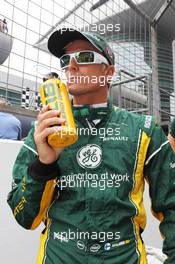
[7,28,175,264]
[0,98,21,140]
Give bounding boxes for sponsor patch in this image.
[104,243,111,251]
[77,144,102,169]
[144,116,152,129]
[90,243,101,252]
[77,240,86,251]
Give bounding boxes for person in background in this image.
[3,18,8,34]
[0,98,21,140]
[168,118,175,153]
[42,71,59,82]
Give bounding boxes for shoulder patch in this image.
[144,115,152,129]
[140,115,155,136]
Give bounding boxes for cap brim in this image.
[48,28,92,58]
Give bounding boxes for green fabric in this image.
[7,105,175,264]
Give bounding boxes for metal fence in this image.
[0,0,175,126]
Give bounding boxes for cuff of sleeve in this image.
[28,159,59,182]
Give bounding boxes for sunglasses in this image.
[60,50,109,69]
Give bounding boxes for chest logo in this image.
[77,144,102,169]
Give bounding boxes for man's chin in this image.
[68,89,86,96]
[67,85,88,95]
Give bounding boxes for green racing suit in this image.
[7,102,175,264]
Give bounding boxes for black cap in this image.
[48,28,115,65]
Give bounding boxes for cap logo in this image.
[105,47,113,59]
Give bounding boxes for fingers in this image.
[34,105,66,145]
[35,126,62,144]
[38,106,60,123]
[40,104,49,114]
[37,105,65,128]
[36,116,65,134]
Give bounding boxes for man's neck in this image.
[72,92,108,106]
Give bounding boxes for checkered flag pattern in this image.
[21,87,40,111]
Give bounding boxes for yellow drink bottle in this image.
[40,78,78,148]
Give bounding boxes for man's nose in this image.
[67,57,79,71]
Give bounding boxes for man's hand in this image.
[34,105,65,164]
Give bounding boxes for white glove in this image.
[146,245,167,264]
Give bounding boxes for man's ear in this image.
[107,65,115,76]
[105,65,115,83]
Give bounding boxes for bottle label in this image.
[43,81,66,121]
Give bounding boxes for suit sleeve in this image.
[7,126,59,230]
[144,125,175,264]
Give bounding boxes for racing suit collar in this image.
[72,100,113,122]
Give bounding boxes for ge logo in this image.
[77,144,102,169]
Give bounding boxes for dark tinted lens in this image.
[76,51,94,63]
[60,55,70,68]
